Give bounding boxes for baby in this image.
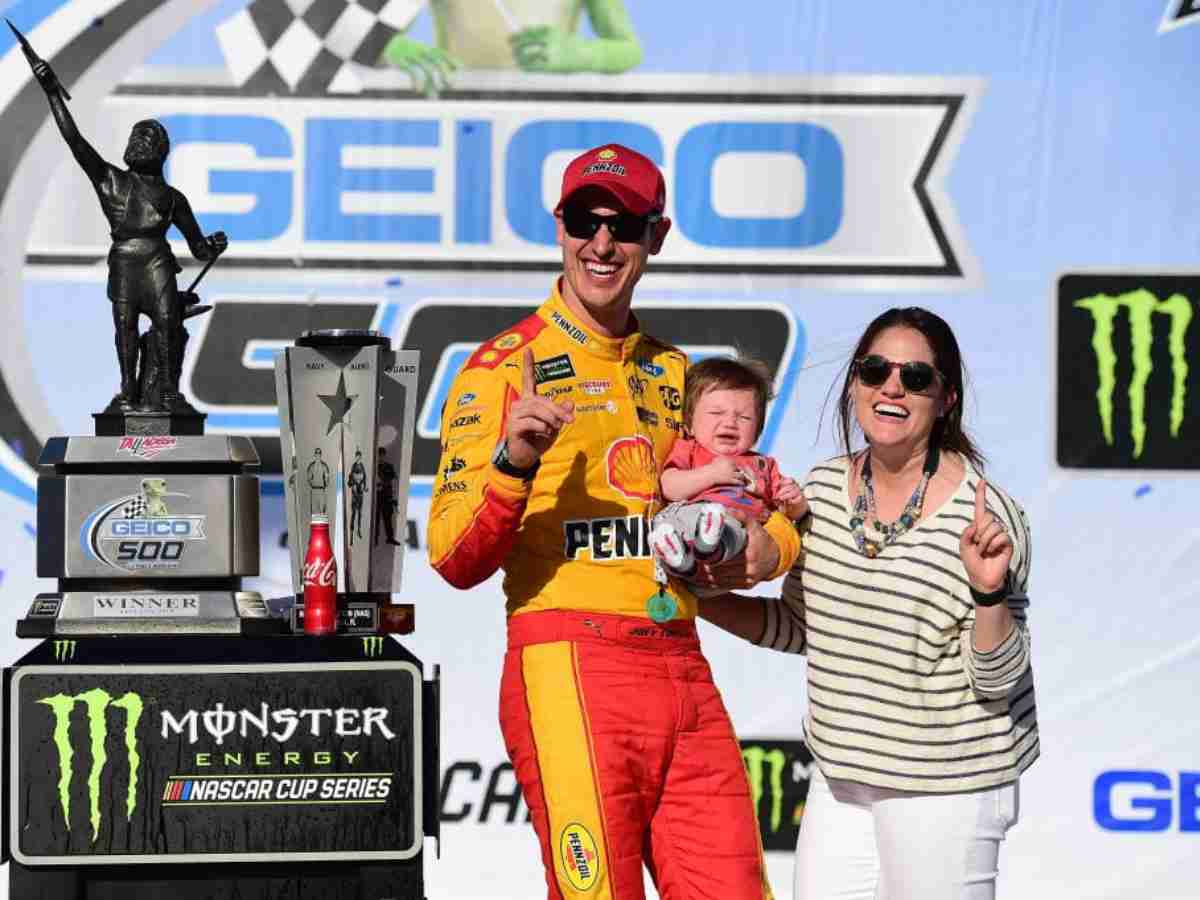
[649,357,808,580]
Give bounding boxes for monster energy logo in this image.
[742,745,788,834]
[1075,289,1192,459]
[53,640,76,662]
[38,688,143,841]
[362,636,385,657]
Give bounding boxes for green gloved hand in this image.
[509,26,593,74]
[379,35,458,97]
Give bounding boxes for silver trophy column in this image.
[275,330,418,628]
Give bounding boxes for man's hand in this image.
[31,60,66,99]
[206,231,228,256]
[690,513,781,590]
[504,348,575,469]
[775,477,808,520]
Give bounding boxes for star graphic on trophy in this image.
[318,372,358,435]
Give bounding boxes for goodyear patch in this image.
[464,315,546,370]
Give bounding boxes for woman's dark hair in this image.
[834,307,985,469]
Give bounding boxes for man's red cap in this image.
[555,144,666,217]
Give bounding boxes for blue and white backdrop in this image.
[0,1,1197,896]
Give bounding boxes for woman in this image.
[699,307,1037,900]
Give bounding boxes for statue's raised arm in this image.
[31,59,106,182]
[6,17,111,185]
[10,19,227,415]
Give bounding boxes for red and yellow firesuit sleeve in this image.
[425,315,543,590]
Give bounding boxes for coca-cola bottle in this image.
[302,514,337,635]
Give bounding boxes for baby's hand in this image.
[776,477,809,520]
[706,456,747,487]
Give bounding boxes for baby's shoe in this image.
[719,521,748,560]
[650,522,694,574]
[692,503,727,557]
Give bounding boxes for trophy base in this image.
[287,595,415,635]
[93,407,206,437]
[16,591,289,637]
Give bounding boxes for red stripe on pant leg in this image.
[498,646,565,900]
[649,652,773,900]
[573,640,674,899]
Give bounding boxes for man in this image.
[376,447,402,546]
[348,449,368,543]
[306,448,330,516]
[31,60,226,412]
[428,145,800,899]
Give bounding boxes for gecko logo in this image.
[559,822,601,891]
[39,688,144,842]
[363,636,386,657]
[740,739,813,851]
[1057,275,1199,470]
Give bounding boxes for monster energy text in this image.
[39,688,143,841]
[160,702,397,744]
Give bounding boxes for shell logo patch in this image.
[494,332,524,351]
[597,148,617,161]
[559,822,601,891]
[480,350,498,363]
[606,436,656,501]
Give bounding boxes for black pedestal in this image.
[9,858,425,900]
[4,636,439,900]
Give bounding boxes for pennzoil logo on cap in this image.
[559,822,601,890]
[583,153,628,177]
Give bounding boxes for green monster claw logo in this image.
[742,745,787,834]
[38,689,143,842]
[362,636,385,658]
[1074,289,1192,459]
[53,640,77,662]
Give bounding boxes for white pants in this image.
[794,768,1019,900]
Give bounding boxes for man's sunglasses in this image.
[562,205,662,242]
[853,355,942,393]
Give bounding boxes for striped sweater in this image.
[756,455,1038,793]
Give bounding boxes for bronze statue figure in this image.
[19,25,226,413]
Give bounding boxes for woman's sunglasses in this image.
[562,205,662,243]
[854,355,942,393]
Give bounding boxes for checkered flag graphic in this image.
[121,496,148,519]
[217,0,423,94]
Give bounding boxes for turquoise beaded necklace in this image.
[849,446,940,558]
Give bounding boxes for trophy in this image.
[275,330,419,633]
[12,24,271,636]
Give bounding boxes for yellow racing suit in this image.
[427,279,798,899]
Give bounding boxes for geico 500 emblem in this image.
[181,301,804,492]
[1057,274,1200,470]
[39,688,144,841]
[84,481,207,570]
[559,822,602,890]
